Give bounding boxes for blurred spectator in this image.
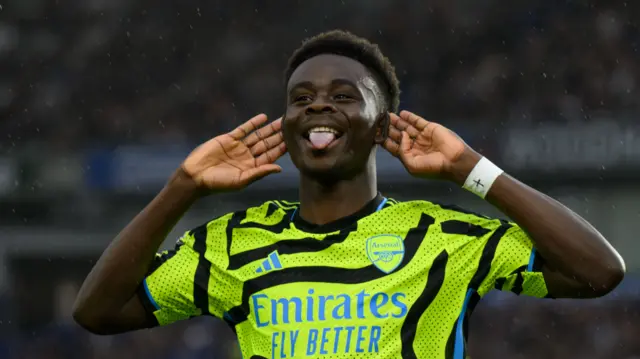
[1,0,639,153]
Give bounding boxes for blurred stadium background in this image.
[1,0,640,358]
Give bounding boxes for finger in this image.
[388,112,402,128]
[255,141,287,167]
[383,138,400,158]
[399,110,428,131]
[391,113,421,138]
[393,118,421,139]
[400,131,413,154]
[249,131,284,156]
[229,114,268,140]
[388,126,403,143]
[243,117,282,147]
[240,164,282,186]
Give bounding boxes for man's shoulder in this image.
[196,199,298,232]
[387,198,494,222]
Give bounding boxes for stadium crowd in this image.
[2,0,640,358]
[1,0,638,152]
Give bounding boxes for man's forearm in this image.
[450,150,625,297]
[486,173,624,292]
[73,168,201,322]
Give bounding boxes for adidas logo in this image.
[255,251,283,273]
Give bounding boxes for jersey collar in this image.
[292,193,386,234]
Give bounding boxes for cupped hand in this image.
[181,114,287,192]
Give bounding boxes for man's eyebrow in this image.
[288,81,314,93]
[287,78,364,98]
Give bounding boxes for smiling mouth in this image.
[303,126,344,150]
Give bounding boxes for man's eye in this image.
[334,94,353,101]
[294,95,312,102]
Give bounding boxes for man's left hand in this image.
[384,110,481,184]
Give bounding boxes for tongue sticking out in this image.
[309,132,336,150]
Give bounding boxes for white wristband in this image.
[462,157,504,199]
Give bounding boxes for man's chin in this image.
[298,158,346,181]
[297,158,367,184]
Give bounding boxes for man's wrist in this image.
[445,148,482,186]
[165,167,203,202]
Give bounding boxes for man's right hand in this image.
[182,114,287,192]
[73,114,287,335]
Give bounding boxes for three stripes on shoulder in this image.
[255,251,283,273]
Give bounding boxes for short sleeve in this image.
[478,223,550,298]
[139,232,202,326]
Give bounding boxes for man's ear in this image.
[374,112,390,145]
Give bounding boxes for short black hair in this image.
[285,30,400,113]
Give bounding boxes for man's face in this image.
[283,54,387,181]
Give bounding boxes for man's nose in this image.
[305,101,337,115]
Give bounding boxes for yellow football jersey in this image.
[140,194,548,358]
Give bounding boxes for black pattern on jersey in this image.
[508,264,528,295]
[445,222,512,359]
[433,202,491,219]
[224,213,437,325]
[226,206,295,247]
[147,241,184,275]
[264,202,280,218]
[496,252,547,295]
[400,250,449,359]
[440,220,492,237]
[192,223,212,316]
[226,197,395,270]
[225,208,291,265]
[225,209,358,271]
[468,222,511,289]
[496,250,541,294]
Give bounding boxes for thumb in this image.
[240,164,282,185]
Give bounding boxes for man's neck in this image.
[298,169,378,226]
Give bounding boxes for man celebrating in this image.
[73,30,624,359]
